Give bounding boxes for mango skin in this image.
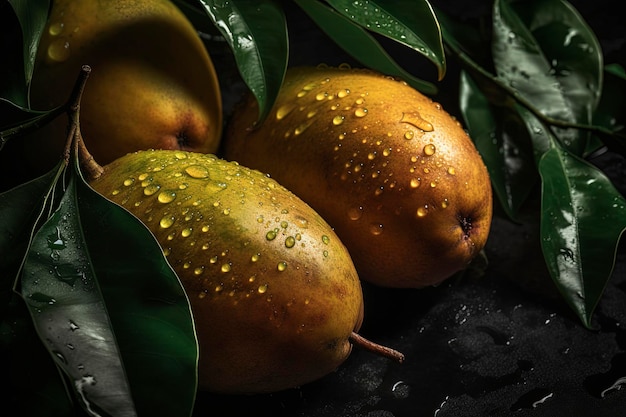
[223,66,493,288]
[24,0,222,177]
[89,150,364,394]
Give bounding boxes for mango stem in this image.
[62,64,104,181]
[349,331,405,363]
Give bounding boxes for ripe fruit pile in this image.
[7,0,493,398]
[223,66,493,288]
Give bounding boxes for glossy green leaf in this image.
[295,0,436,94]
[1,295,75,416]
[21,173,138,417]
[198,0,288,123]
[0,98,63,151]
[325,0,446,79]
[518,106,626,328]
[19,162,198,416]
[3,0,50,107]
[459,71,538,220]
[592,65,626,156]
[76,172,198,417]
[0,165,63,316]
[492,0,603,156]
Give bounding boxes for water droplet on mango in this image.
[159,216,175,229]
[348,206,363,220]
[47,39,70,62]
[276,104,294,120]
[185,165,210,179]
[157,190,176,203]
[401,111,434,132]
[424,144,436,156]
[144,184,161,196]
[354,108,368,118]
[333,115,345,126]
[48,22,64,36]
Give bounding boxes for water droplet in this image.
[447,166,456,175]
[194,267,204,276]
[322,235,330,244]
[441,198,449,208]
[47,39,70,62]
[258,284,268,294]
[404,131,414,140]
[276,104,294,120]
[277,261,287,271]
[123,178,134,186]
[159,216,175,229]
[391,381,411,399]
[295,121,313,135]
[181,228,192,237]
[157,190,176,203]
[401,111,434,132]
[424,144,436,156]
[285,236,296,248]
[221,263,231,273]
[174,151,187,159]
[354,108,368,118]
[48,22,64,36]
[144,184,160,196]
[266,230,277,241]
[185,165,210,179]
[410,178,421,188]
[416,206,429,217]
[333,115,345,125]
[315,92,327,101]
[251,253,260,262]
[370,223,383,235]
[348,206,363,220]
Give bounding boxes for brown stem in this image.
[61,65,105,181]
[349,331,405,364]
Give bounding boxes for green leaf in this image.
[0,165,63,317]
[76,172,198,417]
[1,294,76,417]
[459,71,538,220]
[519,107,626,328]
[20,173,138,417]
[295,0,436,94]
[198,0,288,123]
[0,98,63,151]
[592,65,626,156]
[3,0,50,107]
[325,0,446,80]
[19,164,198,416]
[491,0,603,156]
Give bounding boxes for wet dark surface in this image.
[194,1,626,415]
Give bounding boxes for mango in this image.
[223,66,493,288]
[23,0,222,178]
[89,149,368,394]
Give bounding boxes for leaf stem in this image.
[442,35,625,140]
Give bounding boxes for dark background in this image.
[194,1,626,416]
